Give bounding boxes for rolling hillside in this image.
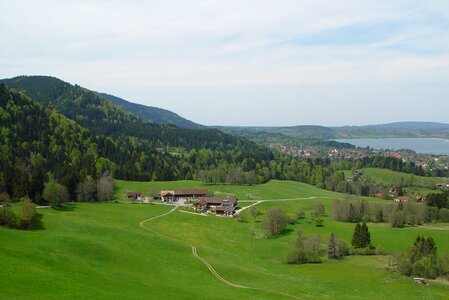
[1,189,448,299]
[221,122,449,142]
[100,93,203,129]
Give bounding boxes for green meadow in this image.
[1,180,448,299]
[344,168,449,189]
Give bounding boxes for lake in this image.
[334,138,449,155]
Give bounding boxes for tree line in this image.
[332,198,449,227]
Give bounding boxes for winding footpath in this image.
[139,206,303,300]
[236,196,330,214]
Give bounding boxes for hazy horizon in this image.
[1,1,449,126]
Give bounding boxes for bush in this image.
[20,197,36,229]
[412,257,439,279]
[287,248,308,264]
[350,247,376,256]
[262,207,287,238]
[296,210,306,220]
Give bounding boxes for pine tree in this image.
[360,223,371,248]
[348,203,358,223]
[351,223,362,248]
[328,233,339,259]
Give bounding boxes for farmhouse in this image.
[395,196,411,202]
[160,189,208,202]
[127,192,142,201]
[194,197,238,216]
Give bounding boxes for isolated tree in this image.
[352,223,362,248]
[328,233,340,259]
[76,176,96,202]
[249,206,259,221]
[360,223,371,248]
[20,197,36,229]
[43,182,61,208]
[314,202,325,215]
[148,187,158,199]
[97,172,114,202]
[262,207,287,238]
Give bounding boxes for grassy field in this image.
[344,168,449,189]
[115,179,346,202]
[1,180,449,299]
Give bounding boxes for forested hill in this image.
[100,93,203,129]
[0,82,276,202]
[0,76,247,150]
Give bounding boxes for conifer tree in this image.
[351,223,362,248]
[360,223,371,248]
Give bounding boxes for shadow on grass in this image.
[54,203,78,212]
[279,228,295,237]
[31,213,45,230]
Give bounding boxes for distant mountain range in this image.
[2,75,448,141]
[216,122,449,150]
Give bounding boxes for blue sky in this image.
[1,0,449,126]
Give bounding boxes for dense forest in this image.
[0,76,436,206]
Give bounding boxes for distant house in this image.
[127,192,143,201]
[395,196,410,203]
[413,278,426,285]
[374,193,385,198]
[194,197,238,216]
[160,189,209,202]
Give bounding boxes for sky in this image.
[1,0,449,126]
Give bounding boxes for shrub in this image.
[262,207,287,238]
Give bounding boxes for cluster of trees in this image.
[287,228,323,264]
[0,194,36,229]
[396,236,449,279]
[426,191,448,209]
[332,199,448,227]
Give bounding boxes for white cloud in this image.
[1,0,449,125]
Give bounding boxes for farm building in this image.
[395,196,411,202]
[194,197,238,216]
[127,192,143,201]
[160,189,209,202]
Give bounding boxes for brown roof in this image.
[198,197,237,206]
[161,189,208,196]
[127,192,142,197]
[215,206,236,212]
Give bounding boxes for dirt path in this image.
[236,196,330,214]
[190,245,303,299]
[138,206,178,228]
[190,245,250,289]
[139,206,303,300]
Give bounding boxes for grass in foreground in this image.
[1,180,448,299]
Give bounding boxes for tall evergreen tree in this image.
[360,223,371,248]
[351,223,362,248]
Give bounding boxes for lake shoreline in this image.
[333,138,449,156]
